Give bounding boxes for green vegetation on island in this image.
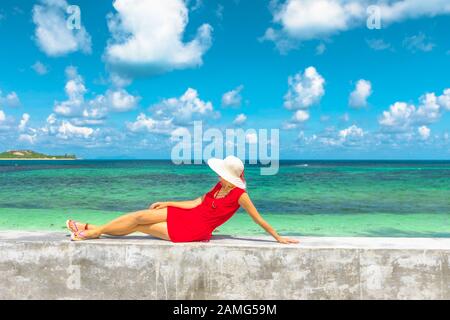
[0,150,76,160]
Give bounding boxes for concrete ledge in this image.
[1,231,450,299]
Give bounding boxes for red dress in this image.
[167,182,246,242]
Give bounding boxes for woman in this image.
[67,156,299,244]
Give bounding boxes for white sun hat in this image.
[207,156,246,189]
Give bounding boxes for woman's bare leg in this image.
[89,222,170,240]
[136,222,170,241]
[83,222,170,240]
[80,208,167,239]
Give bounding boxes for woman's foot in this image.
[70,229,100,241]
[70,230,87,241]
[66,220,89,233]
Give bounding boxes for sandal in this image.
[66,220,89,233]
[70,230,89,241]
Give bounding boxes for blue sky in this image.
[0,0,449,159]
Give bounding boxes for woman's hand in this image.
[149,202,169,210]
[276,236,300,244]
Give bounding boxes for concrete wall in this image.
[1,231,450,299]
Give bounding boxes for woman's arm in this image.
[149,196,203,210]
[238,193,299,244]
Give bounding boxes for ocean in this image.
[1,160,449,237]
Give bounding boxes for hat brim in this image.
[207,158,246,189]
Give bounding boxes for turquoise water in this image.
[1,160,450,237]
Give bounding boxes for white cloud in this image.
[438,89,450,110]
[47,113,57,125]
[340,113,350,122]
[379,88,450,132]
[190,0,203,11]
[264,0,450,51]
[339,124,364,140]
[283,66,325,128]
[127,113,174,134]
[284,66,325,110]
[57,121,95,139]
[32,61,49,75]
[109,73,132,88]
[260,27,299,54]
[32,0,91,56]
[416,92,441,123]
[105,0,213,76]
[282,122,298,130]
[298,124,366,147]
[0,90,20,108]
[418,125,430,140]
[7,92,20,107]
[233,113,247,125]
[150,88,217,125]
[292,110,310,122]
[54,66,140,119]
[26,112,100,144]
[366,38,391,51]
[0,109,15,132]
[215,3,224,20]
[18,113,30,132]
[222,85,244,107]
[82,95,108,121]
[54,66,87,117]
[349,79,372,108]
[18,134,37,144]
[269,0,364,40]
[315,42,326,55]
[403,33,435,52]
[127,87,217,140]
[107,89,140,112]
[379,102,416,131]
[379,1,450,23]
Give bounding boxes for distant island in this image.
[0,150,77,160]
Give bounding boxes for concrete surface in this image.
[1,231,450,299]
